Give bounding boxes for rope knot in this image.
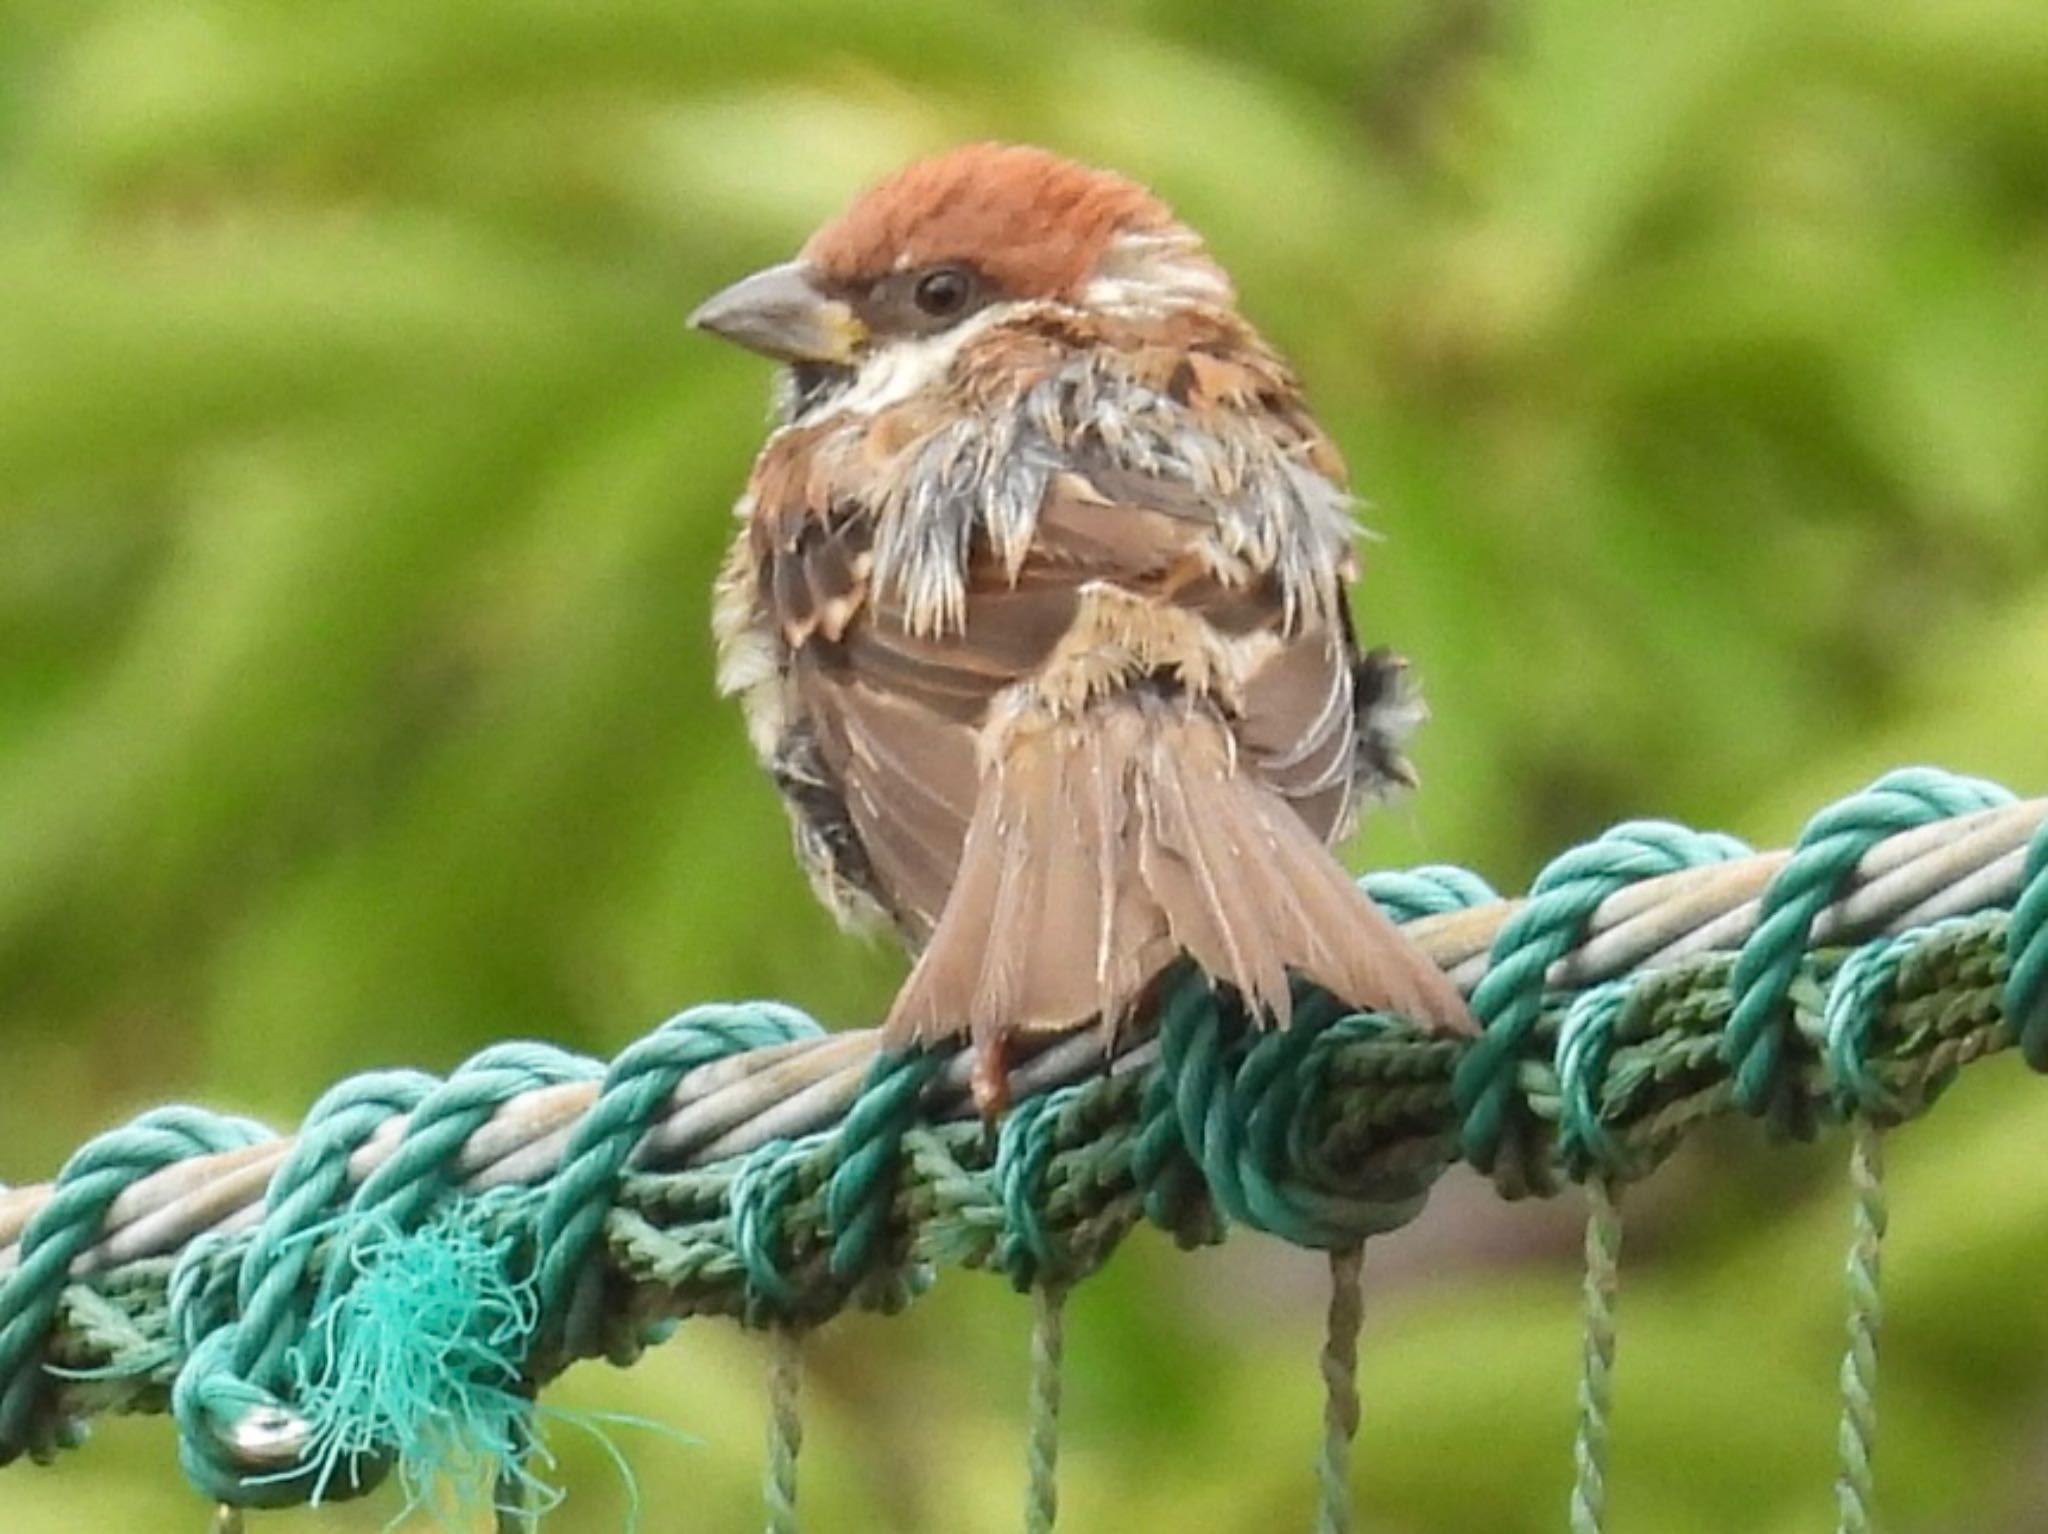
[994,1091,1073,1291]
[819,1046,941,1312]
[1722,767,2012,1131]
[176,1044,598,1509]
[169,1067,436,1507]
[535,1003,822,1351]
[1554,979,1636,1182]
[1141,979,1447,1250]
[184,1203,543,1516]
[0,1106,269,1470]
[1456,820,1750,1191]
[729,1136,810,1322]
[1823,935,1916,1123]
[1824,917,1998,1124]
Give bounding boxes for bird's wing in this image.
[733,445,1369,946]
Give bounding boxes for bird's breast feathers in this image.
[729,304,1359,654]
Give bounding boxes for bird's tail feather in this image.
[881,700,1474,1068]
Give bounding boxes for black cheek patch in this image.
[787,361,855,420]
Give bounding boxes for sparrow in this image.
[692,143,1474,1112]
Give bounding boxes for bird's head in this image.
[689,143,1232,414]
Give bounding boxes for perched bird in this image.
[693,143,1473,1111]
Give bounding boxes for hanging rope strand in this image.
[494,1483,534,1534]
[1315,1245,1366,1534]
[1570,1178,1623,1534]
[1024,1283,1066,1534]
[1835,1120,1887,1534]
[493,1412,537,1534]
[765,1326,805,1534]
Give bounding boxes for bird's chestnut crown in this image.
[689,143,1230,375]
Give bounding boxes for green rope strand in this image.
[1836,1119,1886,1534]
[1570,1178,1622,1534]
[493,1485,534,1534]
[493,1415,537,1534]
[765,1326,804,1534]
[1024,1284,1066,1534]
[1316,1246,1365,1534]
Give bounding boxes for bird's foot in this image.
[969,1035,1012,1123]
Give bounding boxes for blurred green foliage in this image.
[3,0,2046,1528]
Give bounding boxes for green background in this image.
[4,0,2047,1528]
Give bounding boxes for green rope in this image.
[1570,1178,1621,1534]
[1024,1284,1065,1534]
[5,912,2028,1480]
[1722,769,2010,1132]
[1453,821,1750,1185]
[1315,1246,1364,1534]
[495,1484,535,1534]
[0,1106,270,1466]
[493,1411,539,1533]
[0,768,2042,1527]
[765,1325,804,1534]
[2005,818,2048,1065]
[1835,1120,1886,1534]
[1820,918,1923,1534]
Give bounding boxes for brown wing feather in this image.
[801,666,976,937]
[743,460,1243,945]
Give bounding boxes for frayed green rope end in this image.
[278,1212,554,1525]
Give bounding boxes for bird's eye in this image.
[912,266,974,319]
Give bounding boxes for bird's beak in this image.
[688,260,865,364]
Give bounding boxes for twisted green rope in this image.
[0,768,2042,1529]
[1722,769,2011,1131]
[1819,917,1931,1534]
[765,1326,803,1534]
[1315,1246,1365,1534]
[493,1413,539,1533]
[1570,1178,1621,1534]
[1835,1120,1886,1534]
[4,912,2025,1492]
[1024,1284,1065,1534]
[495,1481,535,1533]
